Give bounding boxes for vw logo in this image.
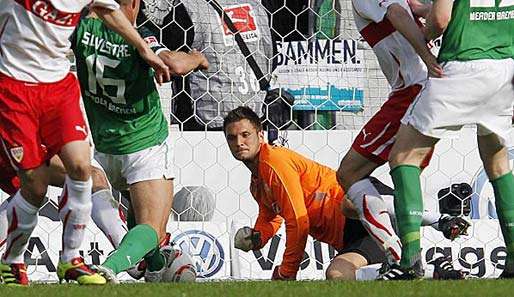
[173,230,225,278]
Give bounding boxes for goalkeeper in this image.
[224,107,469,280]
[71,0,208,283]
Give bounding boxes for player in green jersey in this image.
[380,0,514,279]
[72,0,208,282]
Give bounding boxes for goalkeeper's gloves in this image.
[234,227,261,252]
[438,215,470,241]
[271,266,296,281]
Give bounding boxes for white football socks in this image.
[91,189,127,248]
[59,176,92,263]
[347,178,402,265]
[0,199,8,248]
[2,191,39,264]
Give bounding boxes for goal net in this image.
[0,0,508,281]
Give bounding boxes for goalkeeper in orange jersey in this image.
[223,106,469,280]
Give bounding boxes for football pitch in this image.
[1,280,514,297]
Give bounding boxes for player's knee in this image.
[337,152,368,190]
[66,160,91,181]
[336,163,356,191]
[326,260,358,280]
[91,167,109,192]
[19,170,48,204]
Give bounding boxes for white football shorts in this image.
[402,58,514,145]
[94,134,175,191]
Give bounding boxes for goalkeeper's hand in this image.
[439,215,471,241]
[271,266,296,281]
[234,227,261,252]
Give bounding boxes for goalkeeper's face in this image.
[225,119,264,162]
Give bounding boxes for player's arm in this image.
[408,0,432,18]
[385,3,443,77]
[90,2,170,84]
[137,26,208,76]
[158,50,209,76]
[263,163,310,280]
[253,204,283,248]
[234,205,283,252]
[425,0,453,40]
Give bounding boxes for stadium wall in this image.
[1,127,511,281]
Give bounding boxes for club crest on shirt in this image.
[10,146,24,163]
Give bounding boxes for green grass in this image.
[1,280,514,297]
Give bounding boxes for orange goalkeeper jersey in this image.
[250,143,347,277]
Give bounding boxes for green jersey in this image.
[72,18,168,155]
[438,0,514,62]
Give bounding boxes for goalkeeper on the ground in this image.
[224,106,469,280]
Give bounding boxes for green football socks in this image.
[492,172,514,273]
[103,224,158,274]
[391,165,424,268]
[125,210,166,272]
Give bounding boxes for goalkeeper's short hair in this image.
[223,106,263,133]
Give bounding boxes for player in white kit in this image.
[331,0,467,280]
[0,0,169,286]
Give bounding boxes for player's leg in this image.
[41,73,104,285]
[47,155,127,249]
[326,219,386,280]
[338,150,401,265]
[477,133,514,277]
[0,76,50,285]
[100,179,172,278]
[326,252,368,280]
[131,178,173,281]
[99,136,174,281]
[381,194,470,240]
[90,162,127,249]
[388,124,437,270]
[336,87,423,266]
[1,167,48,286]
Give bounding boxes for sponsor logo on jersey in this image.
[173,230,225,278]
[218,4,260,46]
[9,146,23,163]
[15,0,81,27]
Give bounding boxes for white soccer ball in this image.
[161,248,197,282]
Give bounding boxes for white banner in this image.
[272,39,366,111]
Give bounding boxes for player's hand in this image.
[191,49,209,70]
[421,52,443,78]
[234,227,261,252]
[271,266,296,281]
[139,48,171,84]
[439,215,471,241]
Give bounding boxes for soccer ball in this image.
[161,247,197,282]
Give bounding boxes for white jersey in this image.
[352,0,427,91]
[0,0,119,83]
